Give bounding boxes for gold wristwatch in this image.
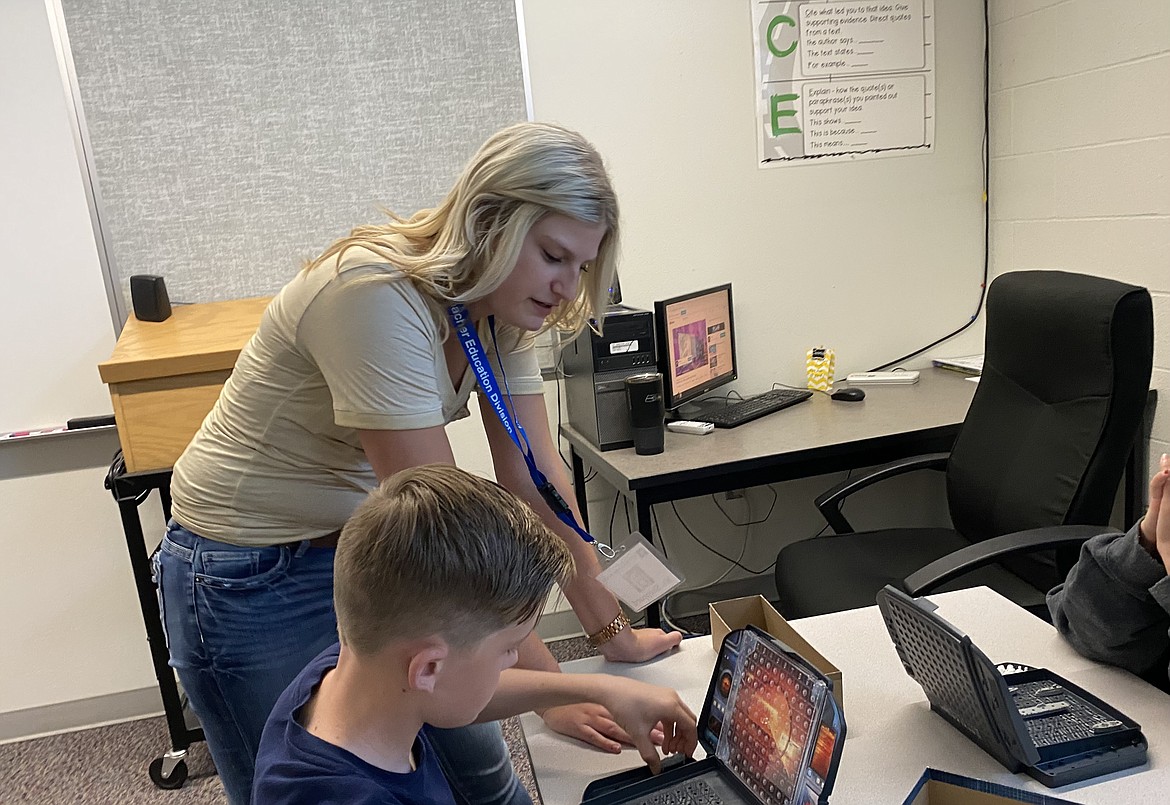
[587,611,631,648]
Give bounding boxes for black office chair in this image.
[773,270,1154,620]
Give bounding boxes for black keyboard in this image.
[695,388,813,428]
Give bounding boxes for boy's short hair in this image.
[334,464,575,655]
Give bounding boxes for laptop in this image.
[876,585,1148,788]
[581,626,846,805]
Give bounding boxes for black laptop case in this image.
[876,585,1147,788]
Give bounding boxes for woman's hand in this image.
[1138,454,1170,574]
[599,626,683,664]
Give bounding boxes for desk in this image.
[521,587,1169,804]
[563,371,978,624]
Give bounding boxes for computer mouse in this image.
[830,387,866,402]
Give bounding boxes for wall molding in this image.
[0,686,162,745]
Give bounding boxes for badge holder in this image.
[595,530,685,613]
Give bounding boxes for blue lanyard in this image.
[447,304,605,550]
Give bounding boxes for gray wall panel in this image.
[60,0,526,310]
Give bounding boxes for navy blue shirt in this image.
[253,643,455,804]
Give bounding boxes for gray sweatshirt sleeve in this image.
[1047,523,1170,680]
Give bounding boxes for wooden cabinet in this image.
[98,297,269,473]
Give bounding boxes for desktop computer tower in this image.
[563,305,656,451]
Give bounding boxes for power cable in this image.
[869,0,991,372]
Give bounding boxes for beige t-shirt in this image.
[170,252,543,546]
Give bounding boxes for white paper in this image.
[595,542,684,612]
[933,354,985,373]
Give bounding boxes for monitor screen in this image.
[654,283,737,409]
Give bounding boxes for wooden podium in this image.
[97,296,270,788]
[98,297,269,473]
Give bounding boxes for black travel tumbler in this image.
[625,372,665,455]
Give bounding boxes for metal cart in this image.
[104,452,204,789]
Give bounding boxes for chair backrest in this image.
[945,271,1153,587]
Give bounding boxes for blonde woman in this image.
[156,123,682,805]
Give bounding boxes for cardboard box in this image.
[709,595,843,713]
[903,769,1079,804]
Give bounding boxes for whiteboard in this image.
[0,0,115,434]
[1,0,527,436]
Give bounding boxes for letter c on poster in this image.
[766,14,798,58]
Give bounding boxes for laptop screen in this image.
[710,629,836,805]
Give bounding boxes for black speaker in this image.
[130,274,172,322]
[625,372,665,455]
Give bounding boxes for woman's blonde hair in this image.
[334,465,575,655]
[307,122,619,336]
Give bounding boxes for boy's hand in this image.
[597,677,698,773]
[599,626,682,664]
[1139,454,1170,574]
[540,702,638,753]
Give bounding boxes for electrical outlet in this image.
[725,489,745,500]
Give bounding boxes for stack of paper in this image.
[932,354,983,375]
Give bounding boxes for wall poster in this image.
[752,0,936,166]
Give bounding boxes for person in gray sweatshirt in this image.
[1048,453,1170,690]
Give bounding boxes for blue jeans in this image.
[155,521,530,805]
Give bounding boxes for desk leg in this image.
[571,448,590,531]
[634,496,662,629]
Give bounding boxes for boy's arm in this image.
[476,670,698,772]
[516,603,651,753]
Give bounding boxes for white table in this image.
[521,587,1170,804]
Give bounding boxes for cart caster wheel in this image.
[149,756,189,789]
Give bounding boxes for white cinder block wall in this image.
[988,0,1169,466]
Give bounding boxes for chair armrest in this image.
[903,525,1115,595]
[815,453,950,534]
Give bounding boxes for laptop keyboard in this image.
[630,777,724,805]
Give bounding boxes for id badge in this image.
[595,530,685,612]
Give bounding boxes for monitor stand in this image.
[671,396,730,422]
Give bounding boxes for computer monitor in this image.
[654,283,737,410]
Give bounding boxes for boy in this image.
[253,465,697,804]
